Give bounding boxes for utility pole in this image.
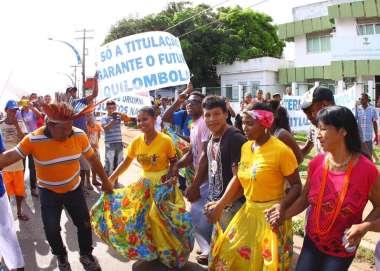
[76,29,94,97]
[70,65,81,88]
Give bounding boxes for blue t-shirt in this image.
[71,97,88,132]
[101,115,123,144]
[172,110,191,137]
[0,133,6,197]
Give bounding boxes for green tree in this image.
[104,2,284,87]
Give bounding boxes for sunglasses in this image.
[186,99,202,105]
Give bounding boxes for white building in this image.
[278,0,380,98]
[216,57,293,100]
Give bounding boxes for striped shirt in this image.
[357,105,378,142]
[16,126,94,194]
[101,115,122,144]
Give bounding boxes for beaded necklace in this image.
[315,156,354,236]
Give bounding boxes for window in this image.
[307,35,331,53]
[357,23,380,35]
[225,85,233,99]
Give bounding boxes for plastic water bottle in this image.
[342,229,357,253]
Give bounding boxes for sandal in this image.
[196,255,209,266]
[31,189,39,197]
[92,180,102,186]
[17,213,29,221]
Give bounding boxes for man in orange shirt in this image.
[0,102,113,271]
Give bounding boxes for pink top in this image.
[189,117,210,169]
[307,154,378,257]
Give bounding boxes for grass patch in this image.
[292,218,305,237]
[356,246,375,265]
[294,133,308,143]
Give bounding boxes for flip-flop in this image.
[92,180,102,186]
[17,214,29,221]
[196,255,209,266]
[31,190,39,197]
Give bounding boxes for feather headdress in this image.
[42,98,108,123]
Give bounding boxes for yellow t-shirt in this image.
[237,136,297,202]
[127,132,176,172]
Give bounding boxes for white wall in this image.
[220,71,285,97]
[216,57,293,76]
[334,17,358,37]
[294,35,332,67]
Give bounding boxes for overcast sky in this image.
[0,0,318,98]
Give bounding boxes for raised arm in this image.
[162,83,192,123]
[85,73,99,104]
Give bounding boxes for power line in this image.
[164,0,233,32]
[178,20,221,38]
[178,0,272,39]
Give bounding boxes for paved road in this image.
[5,128,374,270]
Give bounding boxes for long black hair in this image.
[270,100,291,132]
[316,105,362,154]
[245,102,273,112]
[138,106,155,117]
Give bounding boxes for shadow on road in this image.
[17,196,56,271]
[132,260,207,271]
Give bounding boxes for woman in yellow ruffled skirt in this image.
[205,103,302,271]
[90,106,194,268]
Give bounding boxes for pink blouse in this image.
[307,154,378,257]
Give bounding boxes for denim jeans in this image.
[39,186,93,256]
[295,235,354,271]
[28,155,37,190]
[104,142,124,176]
[190,182,213,255]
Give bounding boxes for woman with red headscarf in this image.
[205,102,302,271]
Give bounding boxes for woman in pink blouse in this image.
[269,106,380,271]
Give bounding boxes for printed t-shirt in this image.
[237,136,297,202]
[172,110,191,137]
[127,132,176,172]
[87,123,102,150]
[19,110,38,133]
[71,97,88,133]
[16,126,94,194]
[307,154,378,257]
[207,127,247,201]
[0,121,24,172]
[189,117,210,169]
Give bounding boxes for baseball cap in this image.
[301,86,334,110]
[301,88,314,110]
[244,92,253,98]
[5,100,19,110]
[272,92,281,98]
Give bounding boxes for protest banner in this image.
[282,95,311,132]
[283,85,360,132]
[334,85,359,114]
[96,31,191,117]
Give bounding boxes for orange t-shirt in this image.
[87,123,102,150]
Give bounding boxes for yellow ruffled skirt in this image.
[209,200,293,271]
[90,170,194,268]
